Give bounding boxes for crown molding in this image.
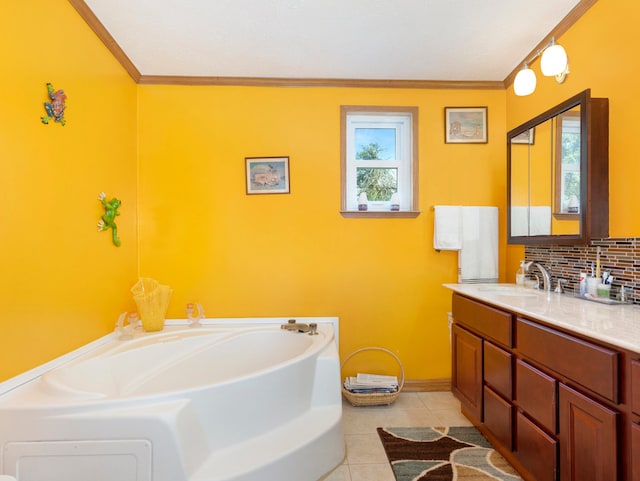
[137,75,504,89]
[68,0,141,82]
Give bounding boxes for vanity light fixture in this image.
[514,37,569,96]
[514,64,536,96]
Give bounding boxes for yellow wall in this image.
[137,86,507,379]
[505,0,640,274]
[0,1,138,381]
[7,0,637,385]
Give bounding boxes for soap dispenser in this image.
[516,260,526,286]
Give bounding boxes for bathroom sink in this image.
[476,285,540,297]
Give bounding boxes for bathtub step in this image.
[190,406,344,481]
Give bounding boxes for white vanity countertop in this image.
[443,283,640,353]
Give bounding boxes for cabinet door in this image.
[632,359,640,416]
[559,384,618,481]
[516,410,557,481]
[452,323,482,423]
[632,422,640,481]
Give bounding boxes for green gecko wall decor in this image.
[98,192,122,247]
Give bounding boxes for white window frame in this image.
[340,106,419,218]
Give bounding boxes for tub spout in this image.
[281,320,318,335]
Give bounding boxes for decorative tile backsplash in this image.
[524,238,639,304]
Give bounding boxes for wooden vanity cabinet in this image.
[451,294,515,456]
[450,292,633,481]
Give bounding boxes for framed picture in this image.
[245,156,290,195]
[511,128,535,145]
[445,107,488,143]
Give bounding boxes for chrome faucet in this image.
[524,261,552,291]
[281,319,318,335]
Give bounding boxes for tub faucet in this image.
[115,312,139,340]
[524,261,552,291]
[281,319,318,335]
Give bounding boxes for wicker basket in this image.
[341,347,404,406]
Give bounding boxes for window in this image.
[554,109,581,216]
[341,106,419,217]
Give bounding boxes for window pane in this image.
[562,171,580,212]
[355,128,396,160]
[357,168,398,201]
[561,117,580,212]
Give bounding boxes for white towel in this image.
[529,206,551,235]
[433,206,462,250]
[458,206,498,283]
[510,206,551,236]
[510,206,528,237]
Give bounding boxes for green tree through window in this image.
[356,142,397,201]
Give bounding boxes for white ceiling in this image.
[83,0,583,81]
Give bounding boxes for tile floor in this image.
[321,391,473,481]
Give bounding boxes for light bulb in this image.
[541,44,568,77]
[514,66,536,96]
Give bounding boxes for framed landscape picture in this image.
[445,107,488,143]
[245,156,290,195]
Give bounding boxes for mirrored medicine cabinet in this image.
[507,89,609,245]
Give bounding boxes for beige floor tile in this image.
[416,390,460,410]
[432,407,474,426]
[385,392,424,409]
[345,433,389,464]
[343,408,433,434]
[342,395,443,434]
[320,464,351,481]
[348,463,396,481]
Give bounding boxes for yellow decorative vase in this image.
[131,278,173,332]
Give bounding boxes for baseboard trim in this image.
[402,378,451,392]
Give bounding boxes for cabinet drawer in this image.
[516,359,557,434]
[515,411,557,481]
[484,341,512,400]
[516,318,619,403]
[632,359,640,416]
[452,294,512,347]
[483,386,512,450]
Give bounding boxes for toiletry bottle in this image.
[516,261,526,286]
[579,272,587,296]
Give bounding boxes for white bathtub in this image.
[0,318,344,481]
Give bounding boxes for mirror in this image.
[507,89,609,245]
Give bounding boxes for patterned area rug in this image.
[377,426,522,481]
